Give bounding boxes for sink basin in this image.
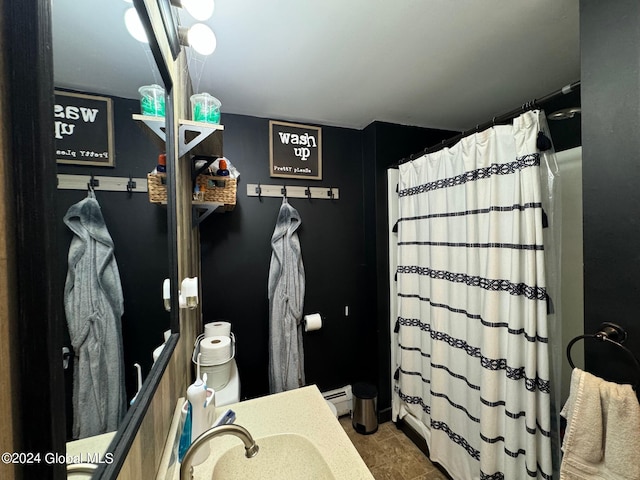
[210,433,336,480]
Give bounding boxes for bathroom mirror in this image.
[51,0,179,470]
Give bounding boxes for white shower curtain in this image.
[394,111,553,480]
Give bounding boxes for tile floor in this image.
[339,416,450,480]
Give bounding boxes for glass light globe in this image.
[124,8,148,43]
[188,23,216,56]
[182,0,215,21]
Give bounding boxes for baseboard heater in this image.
[322,385,352,417]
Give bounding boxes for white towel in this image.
[560,368,640,479]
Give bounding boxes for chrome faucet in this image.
[66,462,98,476]
[180,424,259,480]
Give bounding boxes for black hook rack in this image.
[246,183,339,200]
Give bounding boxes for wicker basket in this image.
[147,173,167,203]
[197,175,237,211]
[147,173,236,211]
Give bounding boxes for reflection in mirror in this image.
[52,0,172,449]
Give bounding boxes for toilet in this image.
[326,400,338,418]
[214,359,241,406]
[194,330,240,407]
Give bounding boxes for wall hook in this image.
[328,187,334,200]
[281,185,287,198]
[126,174,136,194]
[88,174,99,192]
[255,184,262,200]
[305,186,311,200]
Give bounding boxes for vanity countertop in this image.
[173,385,374,480]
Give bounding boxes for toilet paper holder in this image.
[303,313,323,332]
[192,332,236,366]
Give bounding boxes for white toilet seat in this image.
[326,400,338,418]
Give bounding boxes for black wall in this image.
[55,94,171,438]
[199,114,368,399]
[199,114,454,405]
[544,90,582,153]
[581,0,640,388]
[364,122,458,418]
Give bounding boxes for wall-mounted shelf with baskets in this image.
[134,115,234,225]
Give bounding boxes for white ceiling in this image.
[52,0,580,131]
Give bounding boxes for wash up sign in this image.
[269,120,322,180]
[54,90,115,167]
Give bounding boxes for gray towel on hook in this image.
[268,197,306,393]
[64,190,126,439]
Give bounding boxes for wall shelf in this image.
[132,115,224,158]
[132,114,166,141]
[178,119,224,158]
[192,201,224,226]
[134,115,229,224]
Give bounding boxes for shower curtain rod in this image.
[396,80,581,166]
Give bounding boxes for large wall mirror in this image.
[52,0,179,473]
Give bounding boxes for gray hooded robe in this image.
[268,198,305,393]
[64,191,126,439]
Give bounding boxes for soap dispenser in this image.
[187,353,210,466]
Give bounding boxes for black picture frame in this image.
[269,120,322,180]
[54,90,115,167]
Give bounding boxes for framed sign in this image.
[54,91,115,167]
[269,120,322,180]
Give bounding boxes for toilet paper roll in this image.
[304,313,323,332]
[204,321,232,338]
[200,335,232,365]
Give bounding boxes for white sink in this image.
[210,433,335,480]
[165,386,374,480]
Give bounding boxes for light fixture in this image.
[180,0,215,21]
[179,24,217,56]
[124,7,148,43]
